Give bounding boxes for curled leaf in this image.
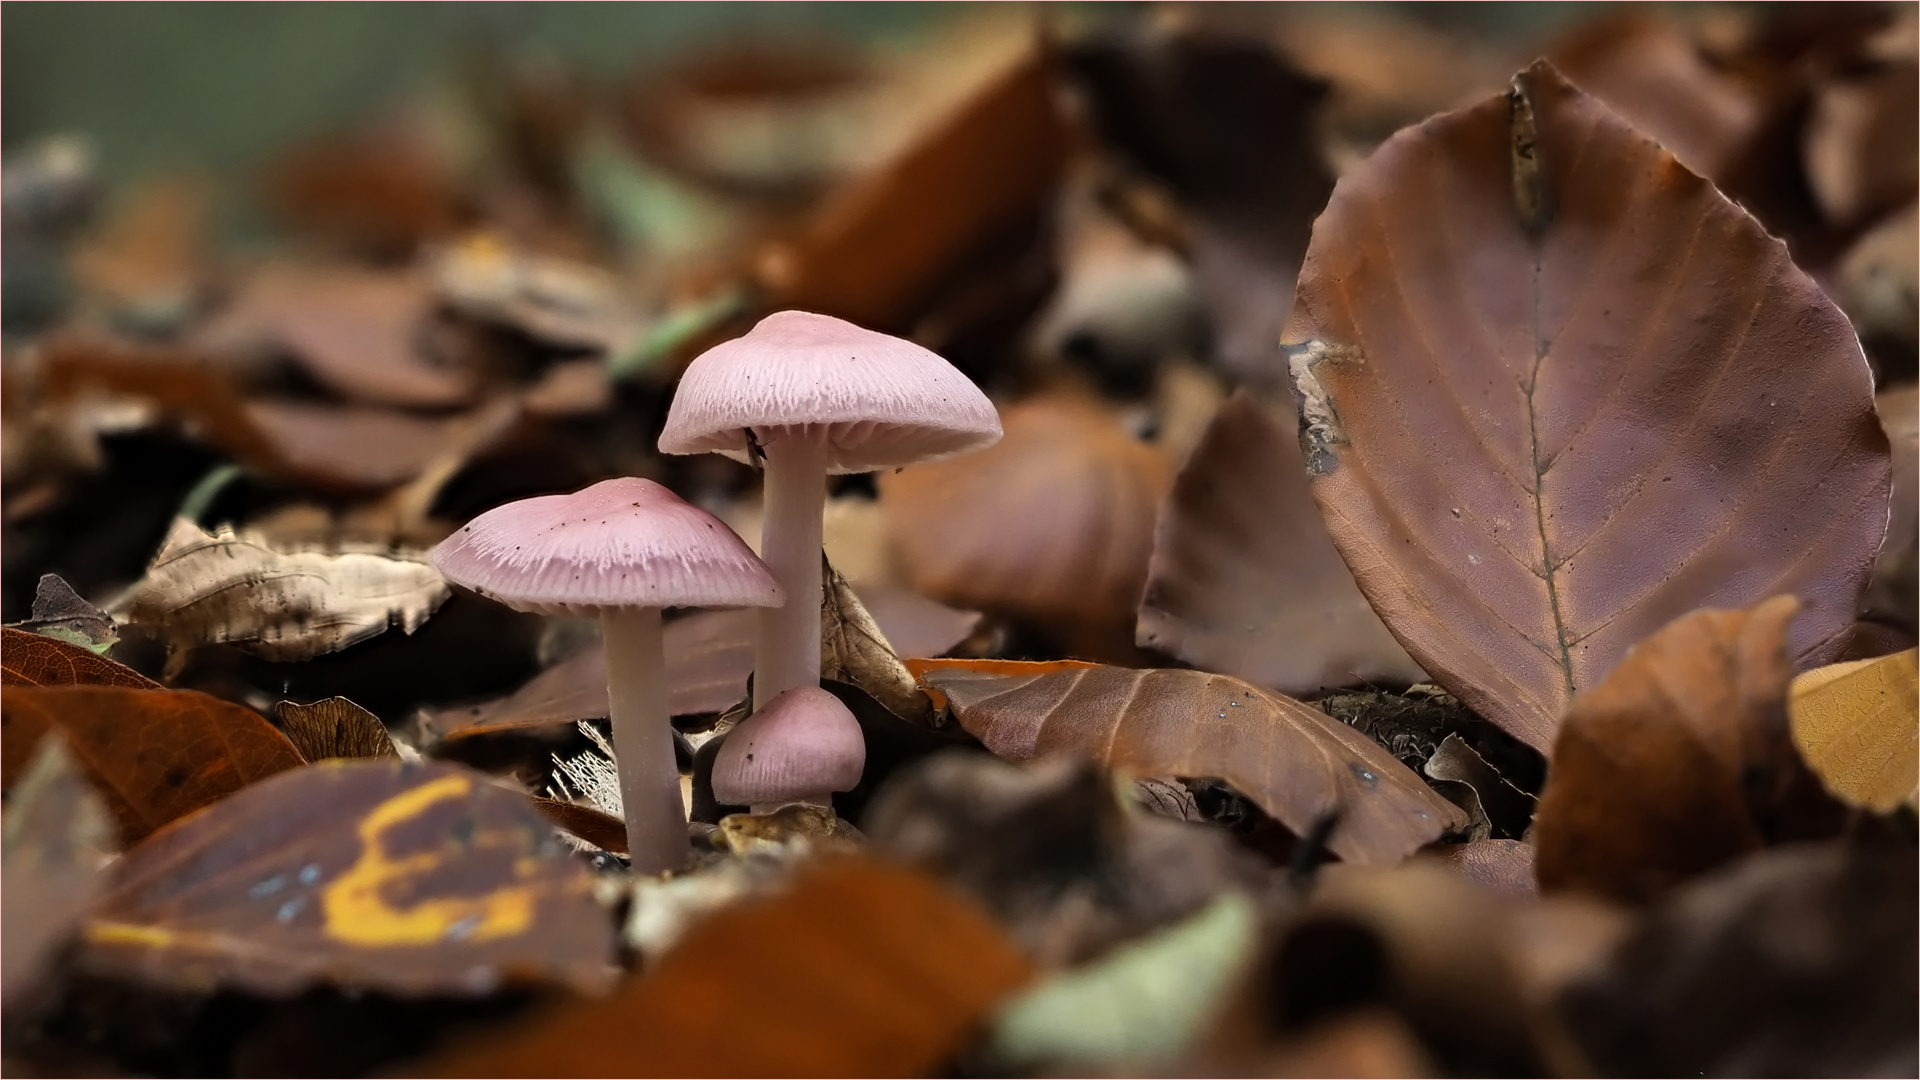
[1533,597,1842,903]
[7,573,117,653]
[276,697,398,762]
[923,664,1464,865]
[114,517,449,662]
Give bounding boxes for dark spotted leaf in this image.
[81,759,614,997]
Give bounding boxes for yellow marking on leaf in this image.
[321,774,536,947]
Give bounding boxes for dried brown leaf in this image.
[417,858,1033,1077]
[113,517,448,662]
[2,734,116,1011]
[0,627,157,690]
[881,393,1172,662]
[755,39,1068,332]
[200,263,476,408]
[1284,61,1890,752]
[9,573,117,652]
[1138,390,1423,694]
[276,697,398,762]
[1532,597,1842,903]
[2,686,305,845]
[822,558,930,724]
[81,759,613,996]
[924,664,1464,865]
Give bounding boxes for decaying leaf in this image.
[714,802,862,858]
[1546,13,1765,183]
[2,734,116,1011]
[1284,61,1890,752]
[863,753,1268,967]
[1065,31,1335,384]
[922,665,1464,865]
[39,331,519,492]
[881,393,1173,661]
[113,517,448,662]
[755,39,1068,333]
[80,759,614,997]
[429,232,643,355]
[437,589,978,742]
[276,697,399,762]
[198,262,477,408]
[419,858,1035,1077]
[822,557,931,724]
[1422,733,1536,842]
[1561,841,1918,1077]
[2,685,304,845]
[1788,649,1918,811]
[1138,390,1423,695]
[0,626,157,689]
[6,573,117,653]
[1423,839,1536,897]
[988,890,1258,1068]
[1532,597,1843,904]
[528,795,628,855]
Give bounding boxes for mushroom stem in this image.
[755,430,829,710]
[601,606,686,873]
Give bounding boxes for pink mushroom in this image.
[430,477,782,873]
[658,310,1001,711]
[710,685,865,813]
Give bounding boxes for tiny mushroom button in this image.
[658,310,1003,711]
[710,686,865,814]
[430,477,782,874]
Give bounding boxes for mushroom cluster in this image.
[434,310,1001,870]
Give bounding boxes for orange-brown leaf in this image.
[81,760,613,997]
[2,627,159,690]
[1,686,305,844]
[1532,597,1842,903]
[924,665,1465,864]
[881,394,1172,662]
[757,42,1068,332]
[1284,61,1889,752]
[418,858,1034,1077]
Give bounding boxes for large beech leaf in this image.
[1283,61,1890,752]
[922,665,1465,865]
[1138,390,1424,694]
[1,686,306,844]
[1,626,159,690]
[81,760,613,997]
[418,858,1033,1077]
[1532,597,1842,903]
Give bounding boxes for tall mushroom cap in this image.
[657,310,1003,472]
[710,686,866,805]
[430,477,783,616]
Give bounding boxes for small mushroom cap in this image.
[430,477,783,616]
[711,686,866,805]
[658,310,1003,473]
